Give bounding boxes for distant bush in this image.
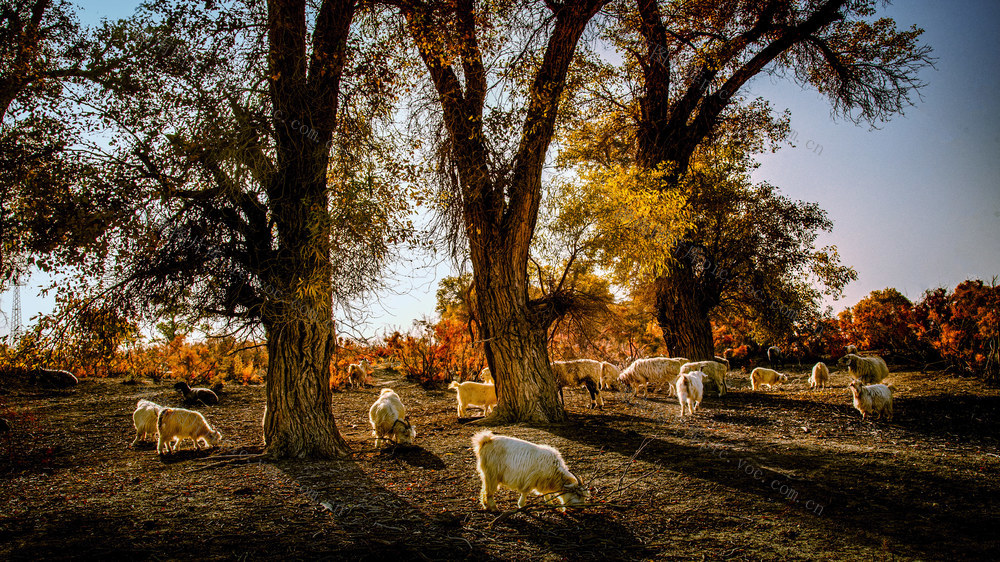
[384,316,482,388]
[912,280,1000,383]
[838,288,923,358]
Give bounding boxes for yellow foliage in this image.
[554,163,691,288]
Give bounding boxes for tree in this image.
[565,0,933,359]
[839,287,918,355]
[0,0,130,287]
[399,0,609,423]
[913,280,1000,383]
[53,0,412,458]
[559,112,856,359]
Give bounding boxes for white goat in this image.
[750,367,789,391]
[348,359,372,388]
[368,388,416,447]
[131,399,165,447]
[676,371,706,417]
[838,353,889,384]
[848,380,895,421]
[156,407,222,455]
[810,362,830,389]
[551,359,604,409]
[448,380,497,418]
[479,367,494,384]
[173,381,219,406]
[679,360,728,396]
[845,344,859,355]
[599,362,621,391]
[617,357,688,397]
[472,430,589,512]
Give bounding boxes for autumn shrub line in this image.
[2,279,996,386]
[715,280,999,382]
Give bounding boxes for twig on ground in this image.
[184,454,266,473]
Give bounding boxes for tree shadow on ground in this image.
[379,444,448,470]
[890,394,1000,440]
[547,398,1000,561]
[276,456,650,561]
[493,508,652,561]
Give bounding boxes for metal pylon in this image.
[10,282,22,340]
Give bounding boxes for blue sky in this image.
[2,1,998,339]
[746,0,1000,308]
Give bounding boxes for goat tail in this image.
[471,430,495,454]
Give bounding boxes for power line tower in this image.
[11,282,22,341]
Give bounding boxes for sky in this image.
[2,0,998,339]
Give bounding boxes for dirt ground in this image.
[1,365,998,561]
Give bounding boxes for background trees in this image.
[557,111,857,363]
[558,0,933,360]
[6,1,978,451]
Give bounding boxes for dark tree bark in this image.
[403,0,608,423]
[262,317,348,457]
[654,262,716,361]
[259,0,356,458]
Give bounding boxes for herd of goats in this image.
[125,344,894,511]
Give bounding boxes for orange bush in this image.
[913,280,1000,382]
[331,339,381,391]
[838,288,920,357]
[384,317,483,387]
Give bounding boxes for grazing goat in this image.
[157,407,222,455]
[368,388,416,447]
[810,362,830,390]
[34,368,78,388]
[848,380,895,421]
[713,356,731,371]
[173,382,219,406]
[448,380,497,418]
[550,359,604,409]
[479,367,494,385]
[750,367,788,391]
[472,430,589,512]
[679,360,728,396]
[617,357,687,397]
[767,346,783,370]
[676,371,706,417]
[845,344,859,355]
[131,399,165,447]
[838,353,889,384]
[599,362,621,391]
[348,359,372,388]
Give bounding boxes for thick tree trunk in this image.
[655,268,715,361]
[401,0,607,425]
[262,316,349,458]
[475,259,565,424]
[260,0,355,458]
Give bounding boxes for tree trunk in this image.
[400,0,607,424]
[262,316,349,458]
[260,0,355,458]
[475,257,565,424]
[655,268,715,361]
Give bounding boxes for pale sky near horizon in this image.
[2,0,998,339]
